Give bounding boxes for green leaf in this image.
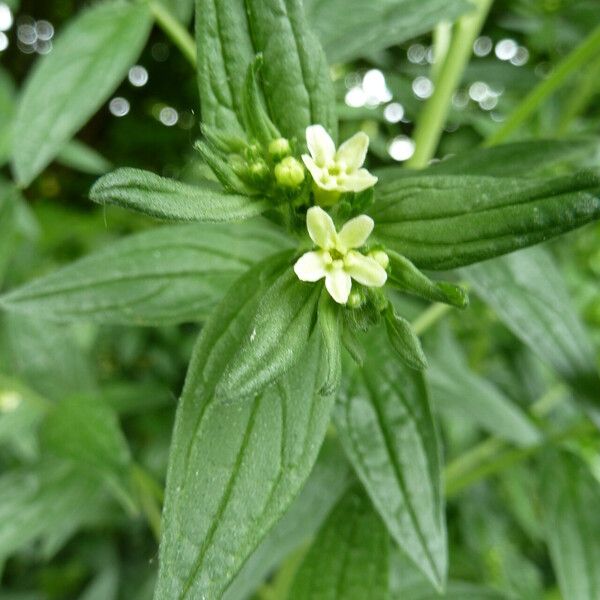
[224,440,351,600]
[288,487,389,600]
[462,247,600,425]
[0,179,20,283]
[335,331,447,590]
[11,1,152,186]
[90,168,268,222]
[317,291,343,395]
[385,306,428,370]
[305,0,472,64]
[371,172,600,270]
[56,139,112,176]
[0,314,96,401]
[182,252,319,402]
[0,220,291,325]
[0,461,108,562]
[0,67,15,166]
[41,395,131,485]
[395,582,510,599]
[195,0,336,143]
[542,451,600,600]
[158,0,194,23]
[388,251,468,308]
[426,331,540,446]
[155,333,335,599]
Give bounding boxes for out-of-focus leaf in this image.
[155,333,334,599]
[0,178,20,283]
[288,487,389,600]
[12,1,152,186]
[224,440,352,600]
[159,0,194,23]
[0,461,108,562]
[78,566,119,600]
[427,329,540,445]
[196,0,336,143]
[0,314,95,401]
[0,67,15,166]
[305,0,471,63]
[56,139,112,176]
[462,247,600,425]
[41,396,131,487]
[90,168,268,222]
[371,171,600,269]
[335,331,447,590]
[542,451,600,600]
[395,582,510,599]
[0,221,290,325]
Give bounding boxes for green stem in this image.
[406,0,493,168]
[411,302,453,335]
[485,23,600,146]
[149,0,197,68]
[131,462,164,542]
[557,55,600,135]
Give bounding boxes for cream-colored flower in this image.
[301,125,378,194]
[294,206,387,304]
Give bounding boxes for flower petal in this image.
[335,131,369,171]
[306,125,335,166]
[344,251,387,287]
[306,206,337,249]
[294,251,328,282]
[338,168,378,192]
[301,154,324,184]
[338,214,374,250]
[325,267,352,304]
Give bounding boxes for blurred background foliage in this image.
[0,0,599,598]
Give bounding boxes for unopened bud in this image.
[274,156,305,188]
[268,137,292,160]
[369,250,389,269]
[347,290,364,309]
[247,159,270,185]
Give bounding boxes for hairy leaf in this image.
[224,440,351,600]
[0,221,291,325]
[288,488,389,600]
[305,0,471,63]
[371,172,600,270]
[462,247,600,424]
[542,451,600,600]
[195,0,336,143]
[335,331,447,589]
[90,168,268,222]
[155,333,334,599]
[11,1,152,186]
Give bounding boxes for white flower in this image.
[294,206,388,304]
[302,125,378,193]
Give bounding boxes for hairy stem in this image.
[406,0,493,168]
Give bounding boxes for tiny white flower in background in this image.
[302,125,378,194]
[294,206,388,304]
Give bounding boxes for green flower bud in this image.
[369,249,390,269]
[275,156,305,188]
[347,290,364,309]
[247,159,270,185]
[268,137,292,160]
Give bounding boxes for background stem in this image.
[149,0,197,68]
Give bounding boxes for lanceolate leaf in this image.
[155,333,335,599]
[90,168,268,222]
[224,440,351,600]
[195,0,336,143]
[304,0,471,64]
[462,247,600,425]
[335,331,447,590]
[187,252,320,402]
[11,1,152,186]
[288,488,389,600]
[542,451,600,600]
[0,221,291,325]
[371,172,600,270]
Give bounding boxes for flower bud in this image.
[268,137,292,161]
[369,249,390,269]
[247,159,270,185]
[274,156,305,188]
[347,289,365,309]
